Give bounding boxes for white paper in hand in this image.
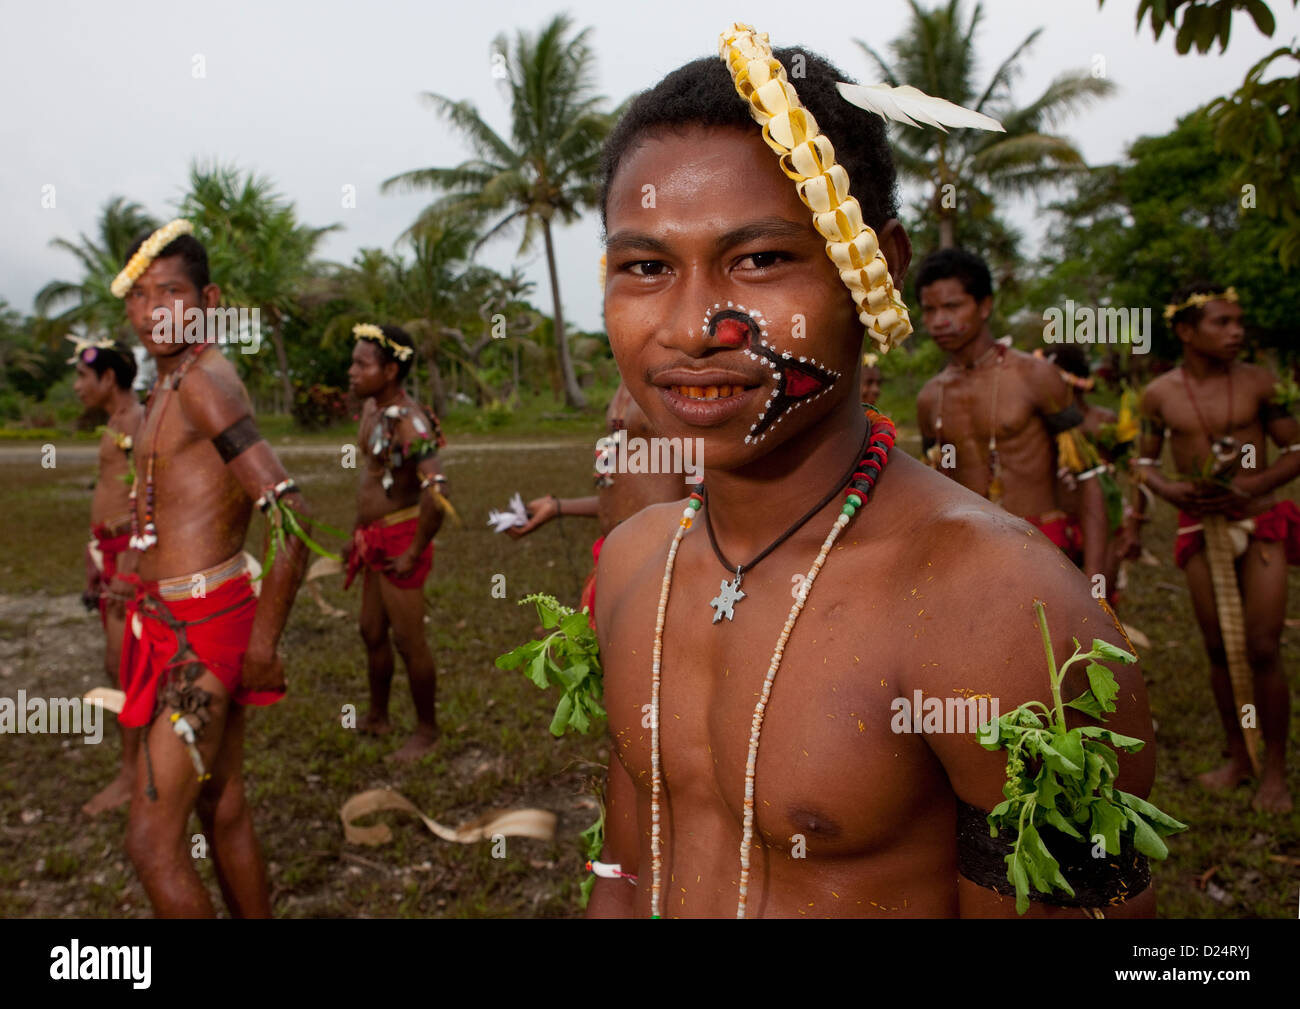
[487,492,530,533]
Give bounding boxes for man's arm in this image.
[924,531,1156,918]
[1235,370,1300,498]
[388,454,446,578]
[1076,472,1108,584]
[1028,357,1082,433]
[180,369,308,690]
[506,495,600,539]
[916,380,939,459]
[585,750,639,918]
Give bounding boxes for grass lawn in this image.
[0,420,1297,917]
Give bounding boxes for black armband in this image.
[1042,404,1084,435]
[1261,399,1294,424]
[956,800,1149,908]
[212,415,263,463]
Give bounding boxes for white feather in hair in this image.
[836,82,1006,133]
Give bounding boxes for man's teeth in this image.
[671,384,745,400]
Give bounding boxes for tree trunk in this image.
[268,319,294,415]
[542,217,587,410]
[938,213,956,250]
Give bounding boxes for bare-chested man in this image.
[507,381,685,618]
[109,221,309,916]
[71,338,143,816]
[916,249,1098,573]
[345,324,447,761]
[588,37,1155,918]
[1136,282,1299,813]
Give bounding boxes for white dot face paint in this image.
[700,303,842,444]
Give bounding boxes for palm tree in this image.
[180,162,339,411]
[858,0,1115,251]
[35,196,158,339]
[382,13,615,409]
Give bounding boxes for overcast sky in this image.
[2,0,1293,332]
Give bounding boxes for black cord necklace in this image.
[702,426,871,623]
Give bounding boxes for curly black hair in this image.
[915,247,993,302]
[599,48,899,232]
[122,230,210,294]
[79,341,138,390]
[1166,280,1233,331]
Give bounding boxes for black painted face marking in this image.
[704,306,841,444]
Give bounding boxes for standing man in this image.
[1135,282,1299,813]
[110,219,310,916]
[916,248,1096,570]
[71,338,143,816]
[345,323,448,762]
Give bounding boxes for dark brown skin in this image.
[348,340,445,761]
[508,382,685,540]
[73,360,143,817]
[589,125,1156,918]
[916,281,1076,520]
[1056,394,1121,597]
[1138,299,1299,813]
[114,253,308,917]
[860,364,882,407]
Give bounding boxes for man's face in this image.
[348,340,393,398]
[860,366,882,405]
[603,125,876,469]
[919,278,990,354]
[123,255,217,358]
[72,360,113,410]
[1180,300,1244,362]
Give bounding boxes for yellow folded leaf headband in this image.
[717,23,1005,353]
[353,323,414,362]
[862,352,879,368]
[1162,286,1238,323]
[65,335,119,365]
[111,218,195,298]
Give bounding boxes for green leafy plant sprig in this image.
[255,499,345,579]
[496,593,605,736]
[981,600,1186,913]
[497,593,607,907]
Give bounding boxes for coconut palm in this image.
[35,196,158,340]
[180,162,339,412]
[382,13,615,409]
[858,0,1116,250]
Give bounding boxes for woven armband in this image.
[1261,400,1294,425]
[956,800,1149,908]
[255,479,299,514]
[1043,404,1084,435]
[213,415,263,463]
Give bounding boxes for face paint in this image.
[702,303,841,445]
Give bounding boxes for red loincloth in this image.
[344,507,433,590]
[90,522,131,628]
[118,566,282,728]
[1026,511,1082,566]
[1174,499,1300,570]
[580,535,605,631]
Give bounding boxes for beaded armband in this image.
[586,860,637,884]
[255,479,299,514]
[419,472,461,527]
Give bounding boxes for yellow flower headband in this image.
[1163,286,1239,323]
[719,25,910,351]
[353,323,414,362]
[65,334,119,365]
[111,219,195,298]
[717,24,1005,353]
[862,352,879,368]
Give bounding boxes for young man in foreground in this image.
[1136,282,1298,813]
[109,220,310,916]
[588,28,1156,918]
[71,338,143,816]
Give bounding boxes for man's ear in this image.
[878,219,912,291]
[201,283,222,311]
[978,295,993,322]
[385,361,400,386]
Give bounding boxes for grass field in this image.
[0,418,1297,918]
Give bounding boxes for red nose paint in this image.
[784,370,823,398]
[715,318,749,347]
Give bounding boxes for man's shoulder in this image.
[1237,361,1280,398]
[176,347,253,436]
